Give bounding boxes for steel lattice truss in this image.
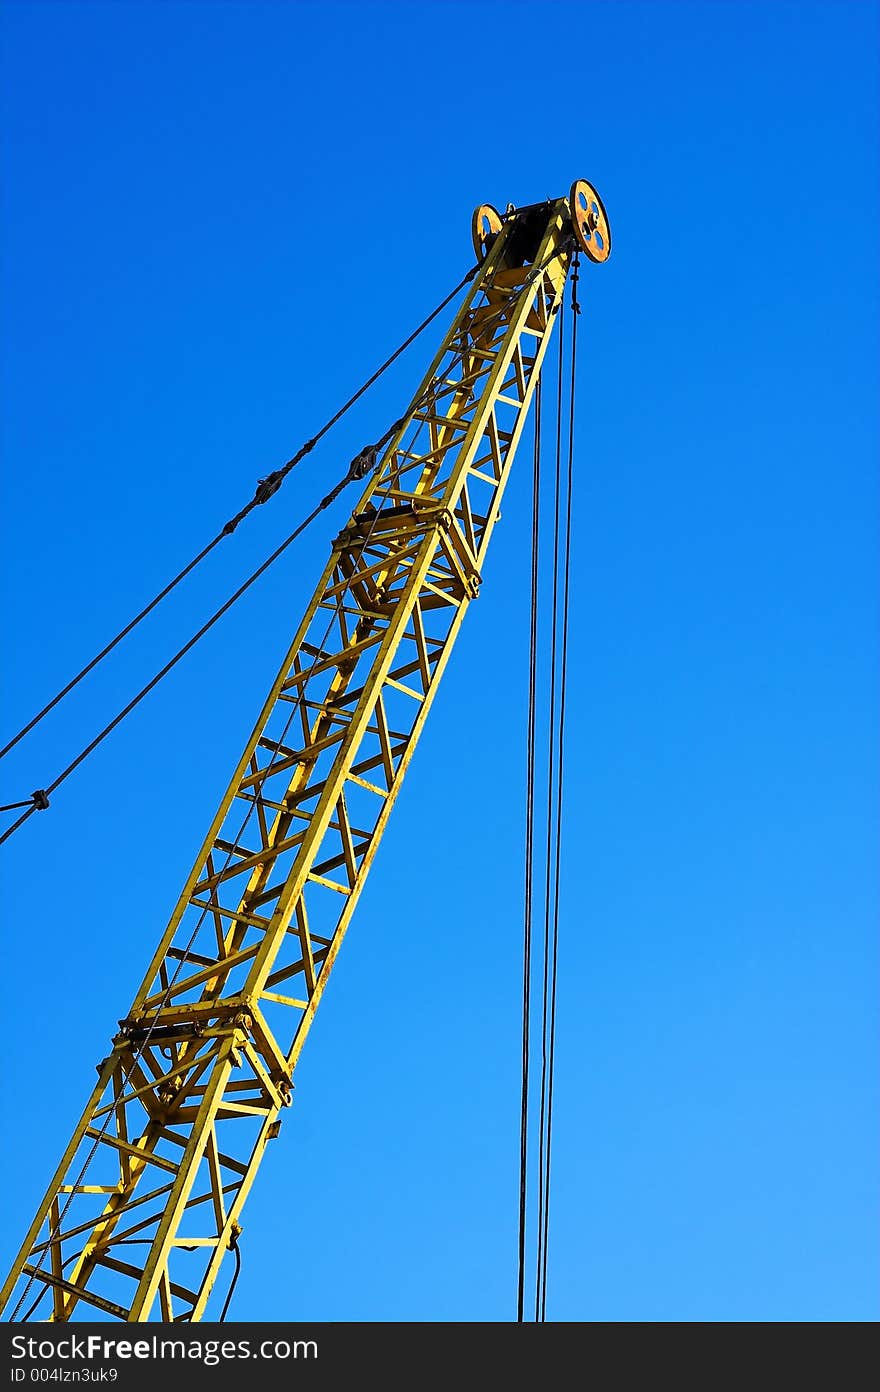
[2,198,573,1322]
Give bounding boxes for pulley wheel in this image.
[471,203,503,262]
[568,180,611,263]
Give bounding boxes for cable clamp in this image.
[0,790,49,813]
[347,443,379,482]
[253,470,285,506]
[570,248,582,315]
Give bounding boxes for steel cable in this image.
[0,264,480,766]
[534,297,566,1321]
[517,374,542,1323]
[538,253,579,1321]
[0,249,553,844]
[519,250,579,1323]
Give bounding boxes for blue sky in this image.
[0,0,877,1323]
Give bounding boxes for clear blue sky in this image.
[1,0,877,1323]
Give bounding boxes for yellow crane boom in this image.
[2,185,609,1322]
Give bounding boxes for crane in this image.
[1,182,611,1323]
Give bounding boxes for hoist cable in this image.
[0,263,480,767]
[534,297,566,1322]
[517,374,542,1324]
[517,243,580,1322]
[218,1232,242,1323]
[538,253,580,1321]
